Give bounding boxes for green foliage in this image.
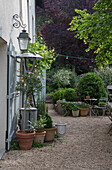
[44,113,53,128]
[67,102,79,111]
[46,67,79,93]
[69,71,79,88]
[32,142,45,148]
[52,68,78,89]
[77,72,107,101]
[53,89,65,104]
[36,100,48,116]
[60,101,71,116]
[60,101,79,116]
[68,0,112,66]
[78,103,89,109]
[10,140,20,150]
[98,101,106,106]
[72,105,79,111]
[68,103,79,111]
[28,115,46,132]
[10,140,45,150]
[95,66,112,87]
[16,71,42,106]
[64,88,77,101]
[29,36,57,71]
[52,69,70,88]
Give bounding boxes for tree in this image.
[28,36,56,72]
[36,0,97,74]
[69,0,112,67]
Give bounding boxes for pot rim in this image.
[55,123,67,126]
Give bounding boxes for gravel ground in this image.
[1,104,112,170]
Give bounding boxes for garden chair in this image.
[95,97,108,116]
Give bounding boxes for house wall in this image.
[0,0,36,156]
[0,40,7,151]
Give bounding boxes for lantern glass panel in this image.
[19,38,29,51]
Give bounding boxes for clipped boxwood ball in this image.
[64,88,77,101]
[77,72,107,101]
[53,89,65,104]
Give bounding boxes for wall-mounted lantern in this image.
[17,30,31,51]
[13,14,31,51]
[13,14,44,72]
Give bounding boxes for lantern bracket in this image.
[13,14,26,29]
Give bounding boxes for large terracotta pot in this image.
[16,130,35,150]
[44,127,56,142]
[34,131,46,143]
[80,108,88,116]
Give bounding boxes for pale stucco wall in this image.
[0,0,36,154]
[29,0,36,42]
[0,41,7,151]
[0,0,20,153]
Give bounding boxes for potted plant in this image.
[16,70,42,130]
[98,101,106,107]
[29,116,46,143]
[79,103,89,116]
[86,93,90,99]
[16,69,42,149]
[44,113,56,142]
[71,105,80,117]
[16,129,35,150]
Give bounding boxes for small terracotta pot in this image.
[44,127,56,142]
[34,131,46,143]
[16,130,35,150]
[80,108,89,116]
[86,96,90,99]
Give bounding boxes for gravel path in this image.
[1,104,112,170]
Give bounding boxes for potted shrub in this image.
[71,105,80,117]
[77,72,107,102]
[64,88,77,101]
[79,103,89,116]
[16,70,42,149]
[44,113,56,142]
[16,70,42,130]
[29,116,46,143]
[16,130,35,150]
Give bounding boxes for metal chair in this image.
[95,97,108,116]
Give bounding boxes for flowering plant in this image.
[16,70,42,107]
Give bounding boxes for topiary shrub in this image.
[53,89,65,104]
[44,113,53,128]
[77,72,107,101]
[64,88,77,101]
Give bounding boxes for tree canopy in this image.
[36,0,97,74]
[69,0,112,67]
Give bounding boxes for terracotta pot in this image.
[86,96,90,99]
[16,130,35,150]
[44,127,56,142]
[80,108,88,116]
[34,131,46,143]
[72,110,79,117]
